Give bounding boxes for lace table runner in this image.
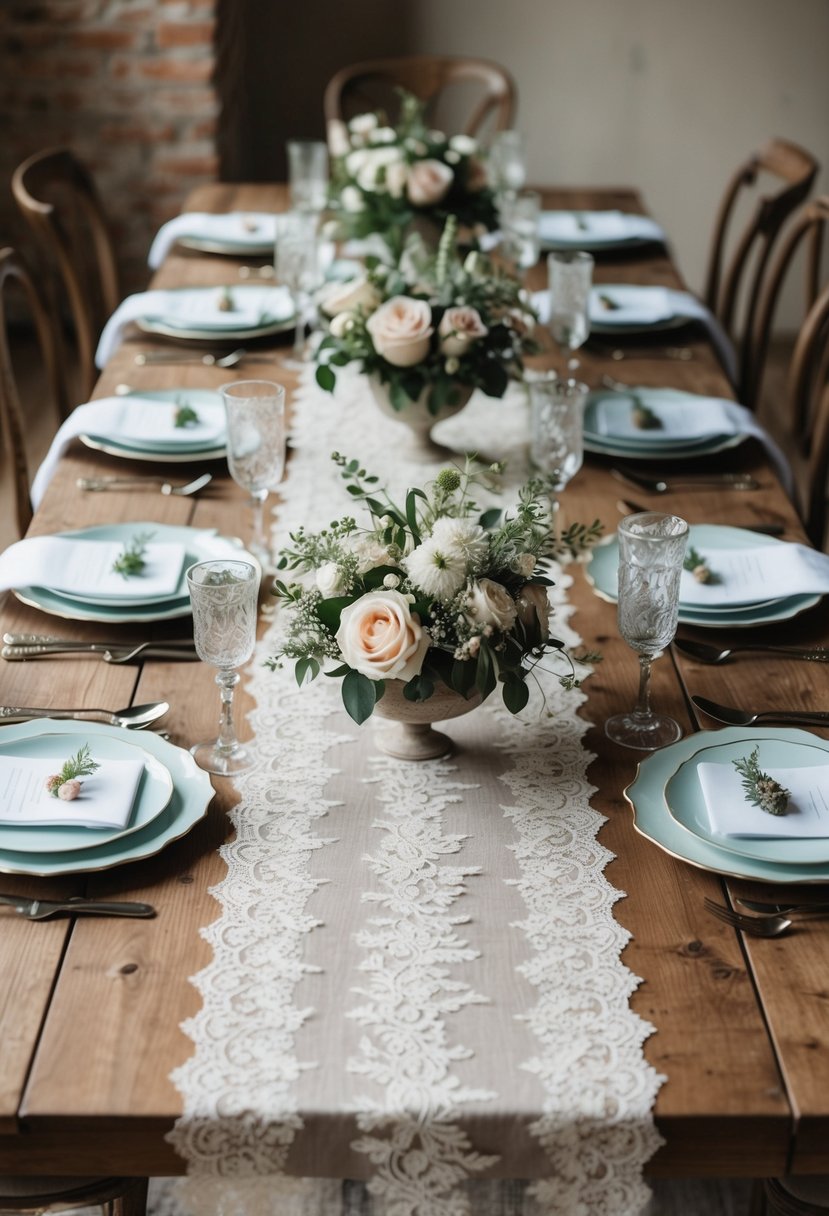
[167,369,664,1216]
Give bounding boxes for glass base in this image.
[190,739,253,776]
[604,711,683,751]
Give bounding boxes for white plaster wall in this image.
[411,0,829,328]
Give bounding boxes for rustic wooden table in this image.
[1,184,827,1182]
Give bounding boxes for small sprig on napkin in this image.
[597,292,620,311]
[631,396,663,430]
[683,545,713,584]
[173,403,200,428]
[217,286,235,312]
[112,530,154,579]
[44,743,100,801]
[733,746,790,816]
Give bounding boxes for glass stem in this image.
[250,490,268,558]
[567,351,580,375]
[216,669,241,756]
[633,654,654,721]
[292,296,305,361]
[549,492,561,551]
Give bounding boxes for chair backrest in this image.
[324,55,515,142]
[703,138,819,394]
[11,147,119,403]
[784,281,829,549]
[0,247,62,538]
[743,195,829,412]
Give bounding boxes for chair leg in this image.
[112,1178,149,1216]
[749,1180,768,1216]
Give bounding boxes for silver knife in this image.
[0,893,156,919]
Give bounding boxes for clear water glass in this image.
[605,513,689,751]
[275,210,320,364]
[498,189,541,273]
[187,559,259,776]
[548,250,594,374]
[529,376,586,545]
[221,379,286,566]
[287,140,329,213]
[489,129,527,197]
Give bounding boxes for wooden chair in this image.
[753,1177,829,1215]
[702,138,819,402]
[793,282,829,549]
[11,146,120,405]
[324,55,515,141]
[0,1174,147,1215]
[0,247,63,539]
[743,195,829,412]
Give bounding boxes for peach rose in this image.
[466,578,517,632]
[336,590,430,682]
[367,296,434,367]
[517,583,551,640]
[438,306,488,357]
[406,159,453,207]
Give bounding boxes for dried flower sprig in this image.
[733,746,790,816]
[44,744,100,801]
[683,545,713,584]
[631,397,663,430]
[112,531,154,579]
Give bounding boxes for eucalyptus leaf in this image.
[342,669,377,724]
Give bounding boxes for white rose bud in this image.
[511,553,536,577]
[341,186,365,213]
[438,306,489,357]
[449,134,478,156]
[328,311,354,338]
[466,578,518,632]
[316,561,346,598]
[383,573,400,589]
[445,356,460,375]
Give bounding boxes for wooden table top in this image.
[1,183,827,1181]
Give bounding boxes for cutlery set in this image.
[77,472,213,496]
[611,467,760,494]
[133,347,272,367]
[2,634,198,663]
[0,893,156,919]
[703,897,827,938]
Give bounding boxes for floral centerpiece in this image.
[327,91,498,260]
[268,455,600,751]
[315,219,537,453]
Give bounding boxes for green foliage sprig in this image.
[733,746,790,816]
[112,531,154,579]
[45,744,100,800]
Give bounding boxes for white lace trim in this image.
[167,367,664,1216]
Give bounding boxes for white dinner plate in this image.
[589,285,691,333]
[80,388,227,463]
[135,285,295,341]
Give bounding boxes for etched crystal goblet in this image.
[221,379,286,567]
[548,250,594,375]
[529,376,586,547]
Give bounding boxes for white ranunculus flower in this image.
[345,149,370,176]
[407,159,453,206]
[366,296,434,367]
[353,535,394,573]
[349,112,379,136]
[336,590,429,682]
[316,561,347,598]
[428,517,489,571]
[517,583,551,640]
[328,311,354,338]
[319,273,382,318]
[445,150,461,165]
[341,186,365,213]
[438,306,489,357]
[404,537,468,599]
[355,146,403,193]
[466,578,518,632]
[369,125,397,144]
[449,134,478,156]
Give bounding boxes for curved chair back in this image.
[324,55,515,141]
[792,283,829,548]
[744,195,829,411]
[0,247,62,538]
[11,147,119,403]
[703,138,819,396]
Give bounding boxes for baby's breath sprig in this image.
[112,531,154,579]
[733,746,790,816]
[44,744,100,801]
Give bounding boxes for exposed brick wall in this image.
[0,0,219,297]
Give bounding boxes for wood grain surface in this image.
[2,184,826,1180]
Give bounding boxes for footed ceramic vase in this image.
[367,378,473,462]
[372,679,483,761]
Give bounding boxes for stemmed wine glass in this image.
[287,140,329,214]
[221,379,286,567]
[488,130,527,200]
[275,210,320,366]
[605,512,689,751]
[498,189,541,277]
[187,559,259,776]
[529,376,586,548]
[548,250,594,375]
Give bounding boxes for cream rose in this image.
[517,584,551,641]
[320,274,381,318]
[366,296,434,367]
[386,160,409,199]
[336,590,430,682]
[466,578,518,632]
[328,311,354,338]
[438,306,488,357]
[449,134,478,156]
[316,562,346,598]
[406,159,453,207]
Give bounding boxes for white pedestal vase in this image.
[367,378,474,462]
[372,679,483,760]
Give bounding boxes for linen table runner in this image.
[168,369,664,1216]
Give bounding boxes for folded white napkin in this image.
[0,751,144,830]
[699,760,829,839]
[0,535,186,600]
[679,542,829,607]
[30,395,225,509]
[531,286,738,386]
[539,210,665,247]
[588,387,793,494]
[148,212,277,268]
[95,285,294,366]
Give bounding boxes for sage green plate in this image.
[625,726,829,884]
[0,720,213,876]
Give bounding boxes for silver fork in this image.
[703,898,797,937]
[133,348,271,367]
[77,472,213,496]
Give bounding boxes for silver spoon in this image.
[0,700,169,728]
[691,694,829,727]
[675,638,829,664]
[77,472,213,496]
[134,347,259,368]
